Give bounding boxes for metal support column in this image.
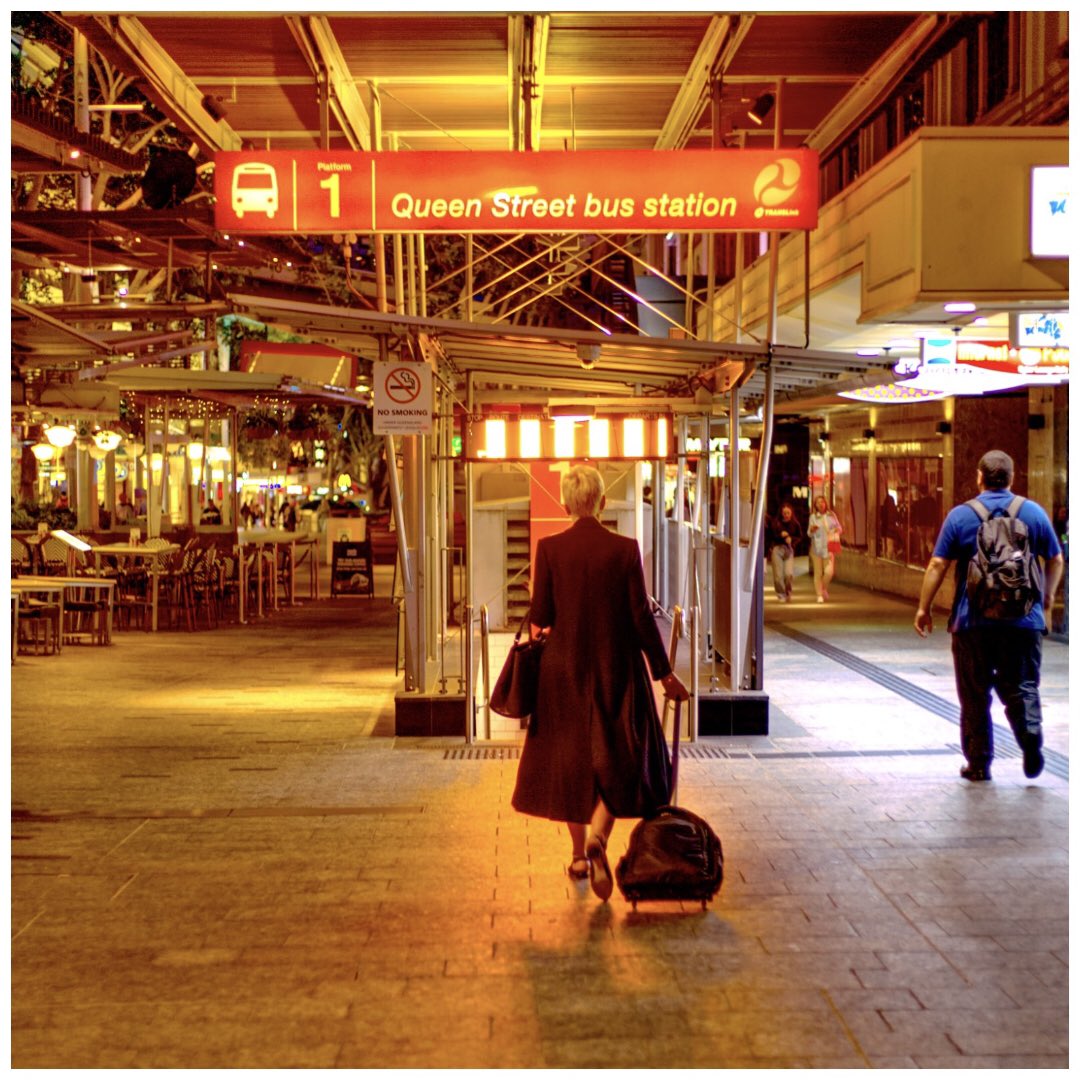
[728,389,742,691]
[744,364,774,589]
[652,456,665,609]
[386,433,416,689]
[699,410,713,681]
[674,415,688,611]
[464,375,476,742]
[402,434,425,691]
[145,404,157,538]
[73,31,91,214]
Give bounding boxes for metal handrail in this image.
[663,605,684,740]
[479,604,491,741]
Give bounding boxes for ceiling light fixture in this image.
[93,429,124,452]
[944,302,977,313]
[747,92,775,126]
[44,423,76,448]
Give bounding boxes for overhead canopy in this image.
[227,292,904,410]
[86,367,371,416]
[11,10,933,412]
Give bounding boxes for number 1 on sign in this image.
[319,174,341,218]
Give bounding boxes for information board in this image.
[214,148,819,235]
[330,541,373,597]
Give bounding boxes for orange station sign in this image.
[214,149,819,235]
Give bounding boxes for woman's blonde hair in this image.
[562,464,605,518]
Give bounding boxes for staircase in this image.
[601,252,640,332]
[504,517,531,627]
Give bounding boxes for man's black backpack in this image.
[965,496,1043,620]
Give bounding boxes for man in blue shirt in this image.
[915,450,1063,782]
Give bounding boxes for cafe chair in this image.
[114,568,150,631]
[11,536,33,576]
[40,536,71,575]
[189,546,220,629]
[17,593,61,655]
[61,583,110,646]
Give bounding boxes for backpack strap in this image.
[1006,495,1026,519]
[966,498,989,522]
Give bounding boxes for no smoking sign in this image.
[373,360,434,435]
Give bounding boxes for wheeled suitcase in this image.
[615,700,724,910]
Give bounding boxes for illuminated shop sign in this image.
[464,413,671,462]
[956,340,1069,378]
[920,337,956,366]
[1011,311,1069,348]
[1030,166,1069,258]
[214,149,819,234]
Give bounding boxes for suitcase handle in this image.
[670,697,681,806]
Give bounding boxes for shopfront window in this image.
[831,457,868,551]
[877,458,943,567]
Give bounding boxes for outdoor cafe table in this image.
[236,529,319,623]
[91,542,180,632]
[14,575,117,647]
[11,578,65,656]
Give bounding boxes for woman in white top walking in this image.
[808,495,842,603]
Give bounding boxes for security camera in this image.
[576,343,601,370]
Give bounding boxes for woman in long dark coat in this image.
[511,465,689,901]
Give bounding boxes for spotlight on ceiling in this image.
[747,92,775,126]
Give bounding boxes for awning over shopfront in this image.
[88,366,371,413]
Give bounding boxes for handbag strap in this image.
[513,609,531,643]
[670,697,681,806]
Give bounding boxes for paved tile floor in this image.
[10,568,1069,1067]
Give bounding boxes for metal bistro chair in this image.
[189,546,220,629]
[40,535,72,575]
[61,581,111,646]
[157,544,197,632]
[16,586,62,655]
[11,536,33,577]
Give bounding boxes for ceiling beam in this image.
[191,73,859,89]
[525,14,549,152]
[655,14,754,150]
[804,13,942,151]
[12,299,113,353]
[507,15,524,150]
[65,14,243,154]
[284,16,372,150]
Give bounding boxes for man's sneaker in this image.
[1023,742,1044,779]
[960,764,991,782]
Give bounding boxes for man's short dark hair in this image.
[978,450,1014,490]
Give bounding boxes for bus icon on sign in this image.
[231,162,279,219]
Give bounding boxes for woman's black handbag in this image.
[490,613,546,719]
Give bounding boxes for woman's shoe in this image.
[567,857,590,880]
[585,834,613,901]
[816,596,824,604]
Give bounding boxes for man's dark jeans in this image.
[951,626,1044,768]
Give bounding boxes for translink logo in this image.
[753,158,802,219]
